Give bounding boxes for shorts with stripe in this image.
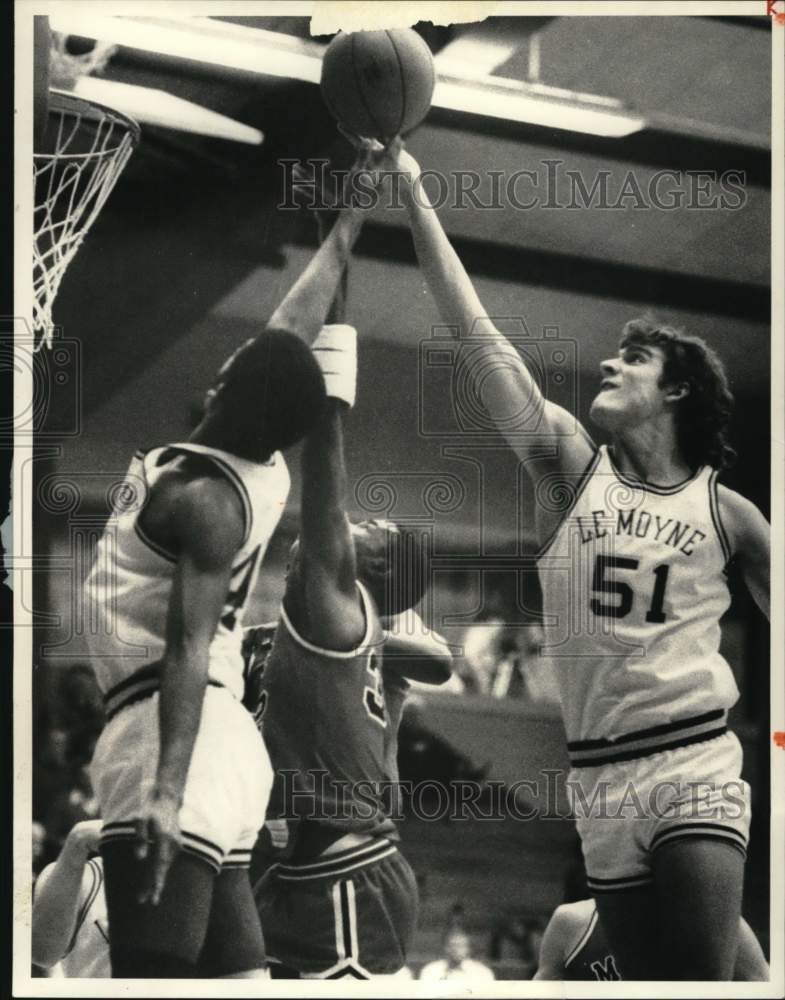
[254,838,418,978]
[569,728,750,894]
[90,683,272,872]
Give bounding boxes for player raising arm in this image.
[380,142,595,550]
[246,196,447,978]
[377,139,769,980]
[82,144,380,979]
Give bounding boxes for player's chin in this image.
[589,395,621,431]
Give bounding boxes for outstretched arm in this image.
[283,203,365,650]
[391,147,594,478]
[268,148,374,344]
[268,209,362,345]
[288,396,364,650]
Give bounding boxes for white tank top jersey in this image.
[84,442,290,706]
[55,858,110,978]
[537,445,738,754]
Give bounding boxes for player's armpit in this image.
[286,556,367,653]
[521,399,597,475]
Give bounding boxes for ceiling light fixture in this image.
[48,13,645,138]
[72,76,264,144]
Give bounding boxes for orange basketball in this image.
[320,29,435,142]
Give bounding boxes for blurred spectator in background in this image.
[32,821,48,878]
[489,912,547,979]
[446,901,467,933]
[57,664,103,736]
[459,616,506,694]
[33,664,103,863]
[419,928,495,983]
[460,618,560,708]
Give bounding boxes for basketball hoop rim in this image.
[34,88,142,162]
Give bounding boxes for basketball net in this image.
[33,38,140,350]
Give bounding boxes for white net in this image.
[33,89,140,350]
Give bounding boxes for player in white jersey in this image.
[82,145,382,977]
[33,821,109,978]
[375,139,770,979]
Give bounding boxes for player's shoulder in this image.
[32,861,56,899]
[716,483,762,517]
[34,855,102,906]
[715,484,768,552]
[547,899,597,958]
[172,473,246,545]
[551,898,596,934]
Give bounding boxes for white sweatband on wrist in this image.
[312,324,358,407]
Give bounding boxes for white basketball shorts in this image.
[90,683,272,872]
[569,730,751,893]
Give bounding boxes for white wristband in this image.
[312,324,358,407]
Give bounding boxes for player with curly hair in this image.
[373,139,769,981]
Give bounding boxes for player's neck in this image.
[189,417,268,464]
[610,421,692,485]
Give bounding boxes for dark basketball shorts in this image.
[255,837,418,978]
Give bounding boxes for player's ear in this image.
[665,381,690,403]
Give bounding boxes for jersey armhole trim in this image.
[195,453,253,549]
[133,453,178,563]
[62,858,102,959]
[279,581,377,659]
[537,448,602,560]
[708,470,733,569]
[564,906,598,969]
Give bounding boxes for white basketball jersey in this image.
[84,442,290,703]
[537,445,738,745]
[58,858,109,978]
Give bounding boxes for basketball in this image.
[320,29,435,142]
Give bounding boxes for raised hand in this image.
[337,128,420,182]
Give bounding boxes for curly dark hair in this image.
[211,328,326,462]
[619,316,736,470]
